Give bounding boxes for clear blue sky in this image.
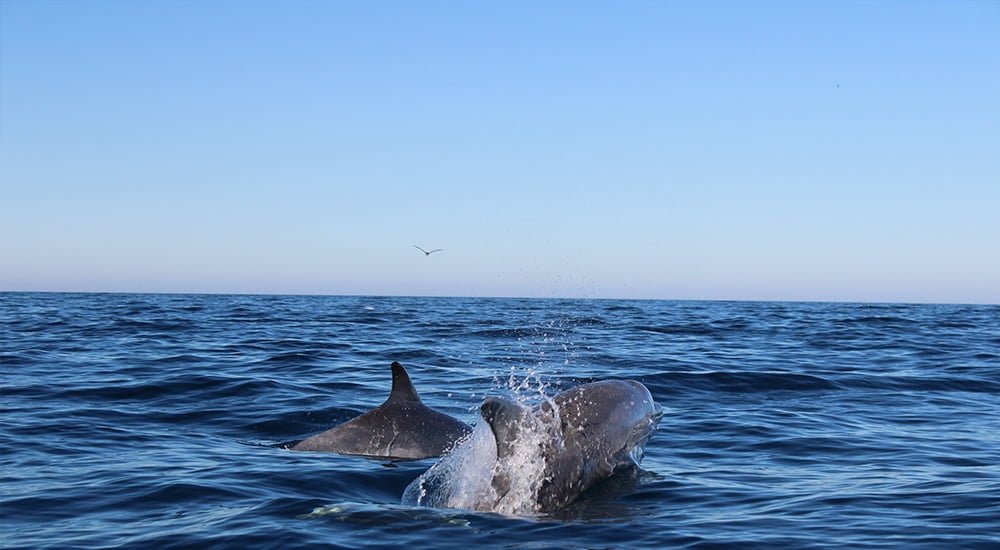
[2,1,998,303]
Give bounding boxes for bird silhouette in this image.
[413,245,443,256]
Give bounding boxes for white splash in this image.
[403,367,564,516]
[487,405,557,516]
[401,422,498,511]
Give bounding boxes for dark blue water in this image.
[2,293,998,549]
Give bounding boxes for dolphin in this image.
[403,379,660,514]
[292,362,472,459]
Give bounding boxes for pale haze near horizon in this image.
[2,1,998,304]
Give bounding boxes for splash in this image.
[487,401,560,516]
[401,422,498,511]
[401,421,558,515]
[402,379,563,516]
[501,364,555,405]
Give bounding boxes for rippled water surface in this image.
[2,293,998,548]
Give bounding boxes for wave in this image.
[644,370,1000,395]
[835,374,1000,394]
[469,327,570,339]
[645,371,838,394]
[637,324,718,337]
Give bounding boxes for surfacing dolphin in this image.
[292,362,472,459]
[403,379,660,514]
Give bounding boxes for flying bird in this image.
[413,245,443,256]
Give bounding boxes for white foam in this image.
[402,397,566,515]
[487,407,556,515]
[403,363,574,515]
[401,422,498,511]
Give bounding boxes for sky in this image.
[1,1,998,304]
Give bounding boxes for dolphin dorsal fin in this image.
[388,361,421,404]
[481,397,532,461]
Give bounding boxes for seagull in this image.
[413,245,443,256]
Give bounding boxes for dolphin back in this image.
[292,362,471,459]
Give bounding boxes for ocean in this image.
[1,292,998,549]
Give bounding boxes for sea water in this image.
[2,293,998,548]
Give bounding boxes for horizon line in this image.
[1,288,996,307]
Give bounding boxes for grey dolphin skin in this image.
[292,362,472,459]
[480,379,660,512]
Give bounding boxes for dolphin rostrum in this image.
[292,362,472,459]
[403,379,661,514]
